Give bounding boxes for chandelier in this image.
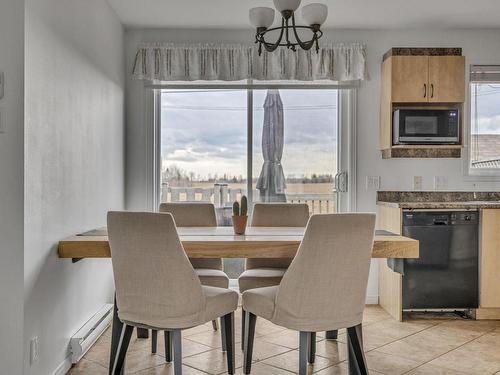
[249,0,328,56]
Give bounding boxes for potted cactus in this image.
[232,195,248,235]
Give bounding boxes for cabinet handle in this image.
[430,84,434,98]
[423,83,427,98]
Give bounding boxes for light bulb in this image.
[273,0,302,12]
[301,3,328,25]
[249,7,275,28]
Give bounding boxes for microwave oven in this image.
[393,108,460,145]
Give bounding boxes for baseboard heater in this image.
[70,304,113,363]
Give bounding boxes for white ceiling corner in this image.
[107,0,500,29]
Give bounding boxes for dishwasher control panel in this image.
[403,211,478,226]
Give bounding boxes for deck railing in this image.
[161,184,336,214]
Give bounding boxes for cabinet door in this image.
[391,56,429,102]
[480,209,500,308]
[428,56,465,103]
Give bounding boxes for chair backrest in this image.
[251,203,310,227]
[159,202,217,227]
[159,202,221,269]
[274,213,376,332]
[107,211,205,329]
[247,203,310,269]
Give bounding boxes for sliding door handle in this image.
[337,172,348,193]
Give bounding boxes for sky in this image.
[161,89,338,180]
[471,83,500,134]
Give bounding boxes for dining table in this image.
[58,226,419,375]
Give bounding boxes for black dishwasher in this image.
[400,210,479,310]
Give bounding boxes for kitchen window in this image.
[468,65,500,176]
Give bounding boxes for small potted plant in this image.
[232,195,248,235]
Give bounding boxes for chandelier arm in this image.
[285,17,291,48]
[291,13,315,51]
[261,18,285,53]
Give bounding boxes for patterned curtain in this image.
[132,43,367,82]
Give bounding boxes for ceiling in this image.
[107,0,500,29]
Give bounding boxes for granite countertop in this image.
[376,191,500,209]
[377,200,500,209]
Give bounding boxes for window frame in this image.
[464,78,500,180]
[146,81,358,211]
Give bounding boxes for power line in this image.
[161,105,337,111]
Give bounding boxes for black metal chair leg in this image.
[212,319,219,331]
[151,330,158,354]
[223,313,235,375]
[299,331,308,375]
[243,311,257,374]
[172,330,182,375]
[109,295,125,375]
[221,315,227,352]
[347,323,368,375]
[241,308,246,351]
[325,330,338,340]
[112,324,134,375]
[164,331,172,362]
[308,332,316,364]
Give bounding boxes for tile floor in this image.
[68,305,500,375]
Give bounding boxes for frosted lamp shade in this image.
[301,3,328,25]
[249,7,275,28]
[273,0,301,12]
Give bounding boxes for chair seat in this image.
[203,286,239,323]
[196,268,229,288]
[242,286,278,322]
[238,268,286,293]
[123,286,238,330]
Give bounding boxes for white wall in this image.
[24,1,125,374]
[0,1,25,373]
[125,28,500,300]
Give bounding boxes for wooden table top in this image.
[58,227,419,261]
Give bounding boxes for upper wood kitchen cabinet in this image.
[428,56,465,103]
[379,48,465,156]
[386,53,465,104]
[391,56,430,102]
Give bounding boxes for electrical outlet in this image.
[413,176,423,190]
[30,336,39,365]
[366,176,381,191]
[434,176,448,190]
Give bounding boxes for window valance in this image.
[132,43,367,82]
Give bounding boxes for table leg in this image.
[136,328,149,339]
[109,294,125,375]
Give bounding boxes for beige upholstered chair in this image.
[159,202,228,288]
[242,213,376,375]
[238,203,309,291]
[238,203,309,348]
[155,202,229,350]
[107,212,238,375]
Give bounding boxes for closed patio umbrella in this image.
[256,89,286,202]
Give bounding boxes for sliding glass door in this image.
[158,86,353,217]
[252,89,338,214]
